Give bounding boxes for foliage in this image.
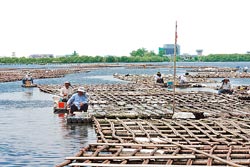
[200,54,250,62]
[0,55,169,64]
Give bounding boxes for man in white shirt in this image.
[218,78,233,95]
[60,81,73,102]
[179,73,189,84]
[243,66,248,73]
[154,72,164,83]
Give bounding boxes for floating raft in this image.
[113,74,218,85]
[38,83,250,119]
[192,72,250,78]
[187,67,238,72]
[56,117,250,167]
[0,67,90,83]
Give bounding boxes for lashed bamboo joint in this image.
[56,118,250,167]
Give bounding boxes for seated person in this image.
[179,73,189,84]
[67,87,88,115]
[154,72,164,83]
[22,73,33,85]
[218,78,233,95]
[243,66,248,73]
[60,81,73,102]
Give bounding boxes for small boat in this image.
[53,96,68,114]
[21,81,37,88]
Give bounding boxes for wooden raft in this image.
[56,117,250,167]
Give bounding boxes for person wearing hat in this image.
[218,78,233,95]
[67,87,89,115]
[60,81,73,102]
[154,72,164,83]
[22,72,33,85]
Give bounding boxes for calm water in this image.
[0,62,249,166]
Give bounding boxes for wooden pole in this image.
[173,21,178,114]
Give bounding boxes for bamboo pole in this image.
[172,21,178,114]
[66,155,196,160]
[69,163,228,167]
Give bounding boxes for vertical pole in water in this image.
[173,21,178,114]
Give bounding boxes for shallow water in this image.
[0,62,249,166]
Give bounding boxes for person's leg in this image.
[62,98,68,102]
[218,89,225,95]
[80,103,88,112]
[70,104,78,114]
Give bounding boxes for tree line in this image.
[0,48,169,64]
[199,54,250,62]
[0,49,249,64]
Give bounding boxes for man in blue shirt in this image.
[67,87,88,115]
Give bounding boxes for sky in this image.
[0,0,250,57]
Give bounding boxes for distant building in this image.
[196,49,203,56]
[181,53,197,60]
[12,52,16,57]
[159,44,180,56]
[247,51,250,54]
[29,54,54,58]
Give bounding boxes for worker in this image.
[243,66,248,73]
[60,81,73,102]
[179,73,189,84]
[154,72,164,83]
[218,78,233,95]
[67,87,89,115]
[22,73,33,85]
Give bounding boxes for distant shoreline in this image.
[0,54,250,64]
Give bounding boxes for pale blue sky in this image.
[0,0,249,57]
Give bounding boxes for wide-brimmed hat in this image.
[77,87,86,93]
[222,78,230,82]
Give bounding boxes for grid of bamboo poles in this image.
[56,117,250,167]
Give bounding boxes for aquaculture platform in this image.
[57,117,250,167]
[36,73,250,167]
[39,83,250,119]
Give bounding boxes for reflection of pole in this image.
[173,21,177,114]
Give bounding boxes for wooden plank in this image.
[89,142,205,148]
[66,155,196,160]
[69,163,227,167]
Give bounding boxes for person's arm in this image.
[67,94,75,106]
[220,83,223,89]
[59,88,64,97]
